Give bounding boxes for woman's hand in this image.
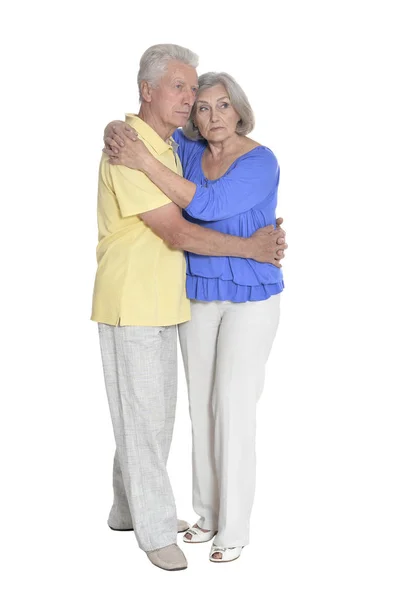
[103,121,139,154]
[102,121,150,171]
[103,135,151,170]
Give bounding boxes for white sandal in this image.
[183,524,217,544]
[209,544,243,562]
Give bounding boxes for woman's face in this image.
[194,84,241,142]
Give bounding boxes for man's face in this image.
[149,61,199,129]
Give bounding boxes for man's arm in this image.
[140,203,285,266]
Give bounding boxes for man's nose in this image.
[183,88,196,107]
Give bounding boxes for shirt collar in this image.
[125,114,177,156]
[169,136,179,154]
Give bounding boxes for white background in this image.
[1,1,398,598]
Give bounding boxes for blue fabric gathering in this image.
[173,128,284,302]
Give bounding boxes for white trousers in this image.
[178,295,280,547]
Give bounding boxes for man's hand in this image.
[249,219,288,266]
[275,217,287,261]
[103,121,138,154]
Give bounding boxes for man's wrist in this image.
[241,238,253,259]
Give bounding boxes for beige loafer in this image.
[177,519,190,533]
[146,543,188,571]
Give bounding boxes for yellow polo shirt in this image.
[91,115,190,326]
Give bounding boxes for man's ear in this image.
[140,81,153,102]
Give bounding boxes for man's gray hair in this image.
[183,72,255,140]
[137,44,199,100]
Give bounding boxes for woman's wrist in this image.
[140,152,158,175]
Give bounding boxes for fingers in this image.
[260,224,286,237]
[276,217,286,237]
[104,136,120,153]
[104,125,138,149]
[123,126,139,141]
[103,146,120,159]
[260,225,275,233]
[105,127,138,153]
[109,129,125,147]
[102,147,122,163]
[276,243,288,258]
[267,226,285,237]
[271,232,286,244]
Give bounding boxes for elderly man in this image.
[92,44,286,571]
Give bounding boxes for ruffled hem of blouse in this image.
[186,276,284,302]
[185,255,283,286]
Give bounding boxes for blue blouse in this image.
[173,128,284,302]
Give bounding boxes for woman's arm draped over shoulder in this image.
[138,147,279,221]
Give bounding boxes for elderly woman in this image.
[104,72,285,563]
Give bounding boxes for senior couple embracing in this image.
[92,43,287,571]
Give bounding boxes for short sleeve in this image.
[108,163,172,218]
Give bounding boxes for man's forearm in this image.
[170,220,252,258]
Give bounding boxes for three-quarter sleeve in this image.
[184,148,279,222]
